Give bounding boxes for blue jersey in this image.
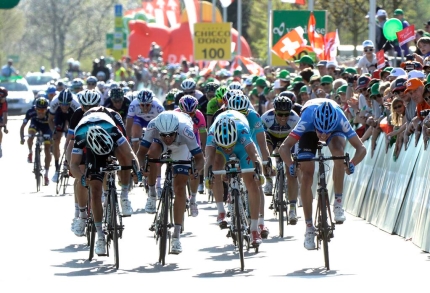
[290,98,357,140]
[246,108,265,144]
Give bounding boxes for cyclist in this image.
[174,78,204,106]
[70,110,139,255]
[226,93,271,238]
[138,111,204,254]
[196,81,219,120]
[66,90,102,236]
[279,91,303,116]
[174,95,207,215]
[126,89,164,153]
[228,81,242,91]
[46,85,57,101]
[103,87,131,122]
[70,78,84,94]
[0,87,8,158]
[21,97,52,185]
[279,98,367,250]
[206,85,227,128]
[50,89,80,183]
[261,95,300,224]
[163,88,180,110]
[205,112,264,247]
[86,76,98,90]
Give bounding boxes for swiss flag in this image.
[376,50,385,69]
[307,12,325,59]
[324,30,340,61]
[239,56,264,76]
[396,25,415,47]
[281,0,306,5]
[142,0,180,27]
[272,27,307,60]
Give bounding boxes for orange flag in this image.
[272,27,307,60]
[307,12,325,59]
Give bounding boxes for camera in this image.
[420,109,430,117]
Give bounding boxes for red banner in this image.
[376,50,385,69]
[396,25,415,47]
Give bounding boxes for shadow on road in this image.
[283,267,342,277]
[262,235,296,243]
[53,259,124,276]
[51,244,89,253]
[194,268,255,278]
[123,263,190,273]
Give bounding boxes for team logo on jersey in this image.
[254,121,262,128]
[183,126,195,139]
[295,121,307,132]
[240,137,246,144]
[341,119,351,133]
[241,128,249,135]
[147,121,156,130]
[129,105,135,113]
[157,106,163,113]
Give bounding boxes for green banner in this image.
[271,10,326,66]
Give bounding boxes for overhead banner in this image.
[194,22,232,61]
[271,10,327,66]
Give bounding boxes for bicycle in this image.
[55,152,69,196]
[269,153,289,238]
[209,159,261,271]
[87,158,138,269]
[145,150,193,265]
[27,133,47,192]
[293,141,350,270]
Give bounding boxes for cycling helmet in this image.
[122,86,130,95]
[273,96,293,112]
[227,93,250,113]
[109,88,124,101]
[179,95,199,113]
[119,81,128,88]
[0,87,7,98]
[78,89,101,106]
[58,89,73,104]
[96,81,105,90]
[165,88,180,104]
[46,85,56,95]
[215,86,228,102]
[71,78,84,89]
[109,82,119,90]
[213,117,238,148]
[279,91,296,102]
[224,89,242,104]
[181,78,196,91]
[154,111,179,134]
[127,81,135,90]
[36,91,47,99]
[86,125,114,156]
[314,101,339,133]
[86,76,97,84]
[35,97,49,109]
[228,81,242,90]
[204,81,220,93]
[137,89,154,104]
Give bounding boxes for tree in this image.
[19,0,117,74]
[0,8,24,67]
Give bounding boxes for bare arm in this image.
[348,135,367,166]
[204,145,216,178]
[279,135,299,168]
[48,113,55,132]
[70,152,84,179]
[256,131,270,162]
[126,117,134,140]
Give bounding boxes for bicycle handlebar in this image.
[100,159,139,173]
[211,168,255,175]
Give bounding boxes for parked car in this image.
[25,71,60,96]
[0,76,34,115]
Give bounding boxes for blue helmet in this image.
[178,95,198,113]
[46,85,56,95]
[314,101,338,133]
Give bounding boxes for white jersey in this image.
[261,109,300,138]
[127,97,164,121]
[49,93,80,114]
[142,111,201,155]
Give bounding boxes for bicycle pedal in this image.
[96,253,108,257]
[269,204,274,210]
[218,221,228,230]
[121,214,131,218]
[149,225,155,232]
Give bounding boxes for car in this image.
[0,76,34,115]
[25,71,60,96]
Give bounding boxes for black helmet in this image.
[109,88,124,101]
[35,97,49,109]
[58,89,73,104]
[204,82,220,93]
[273,95,293,112]
[278,91,296,104]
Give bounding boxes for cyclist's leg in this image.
[212,150,228,222]
[130,117,144,153]
[115,142,136,215]
[73,164,89,237]
[27,125,36,161]
[53,111,66,172]
[144,141,162,213]
[41,124,52,175]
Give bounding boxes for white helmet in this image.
[154,111,179,134]
[181,78,196,91]
[86,125,114,155]
[213,117,238,148]
[227,93,250,113]
[228,81,242,90]
[78,89,101,106]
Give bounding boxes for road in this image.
[0,116,428,292]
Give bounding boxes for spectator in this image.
[254,77,268,115]
[392,9,410,59]
[320,75,334,96]
[375,10,391,53]
[0,59,18,77]
[417,37,430,59]
[96,57,111,82]
[149,42,162,61]
[277,70,290,91]
[113,61,126,82]
[424,20,430,34]
[294,55,314,71]
[316,60,328,76]
[357,40,377,74]
[326,61,337,79]
[298,85,310,105]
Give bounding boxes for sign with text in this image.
[396,25,415,47]
[113,4,126,60]
[194,22,232,61]
[271,10,326,66]
[376,50,385,69]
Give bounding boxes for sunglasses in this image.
[36,108,47,112]
[60,103,71,106]
[364,48,374,52]
[140,103,151,107]
[82,105,96,111]
[393,104,403,110]
[87,82,96,86]
[221,145,235,151]
[160,132,176,138]
[276,112,290,117]
[321,83,330,86]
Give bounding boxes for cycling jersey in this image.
[83,106,126,136]
[0,101,7,117]
[54,107,75,132]
[23,107,37,124]
[207,111,256,169]
[49,94,80,115]
[261,109,300,139]
[290,98,357,140]
[245,108,265,145]
[206,98,220,116]
[174,108,206,145]
[29,111,52,143]
[103,96,131,122]
[127,97,164,128]
[175,90,204,107]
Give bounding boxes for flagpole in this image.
[237,0,242,56]
[369,0,376,46]
[212,0,216,22]
[268,0,272,66]
[223,6,227,22]
[308,0,314,11]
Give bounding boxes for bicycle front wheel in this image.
[34,147,41,192]
[159,189,169,265]
[233,189,244,271]
[319,190,330,270]
[277,170,285,238]
[111,190,120,269]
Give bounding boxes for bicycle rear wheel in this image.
[88,217,96,260]
[233,189,244,271]
[319,190,330,270]
[159,189,169,265]
[111,190,120,269]
[34,146,41,192]
[277,171,285,238]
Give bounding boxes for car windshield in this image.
[0,81,28,91]
[25,75,53,85]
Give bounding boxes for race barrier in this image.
[319,134,429,252]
